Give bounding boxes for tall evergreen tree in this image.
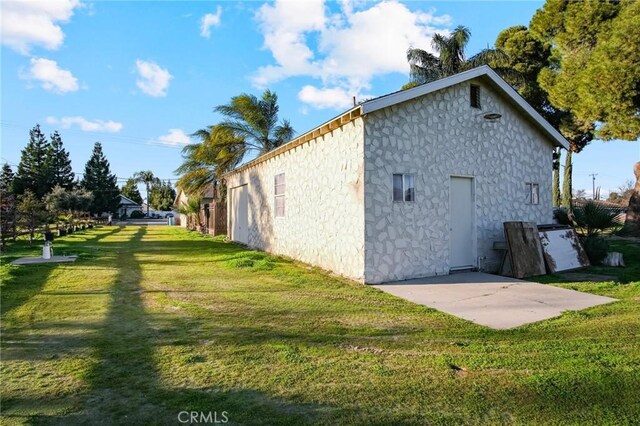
[45,131,75,190]
[562,151,573,209]
[552,149,561,208]
[81,142,120,214]
[13,124,52,198]
[121,178,143,204]
[150,180,176,211]
[532,0,639,141]
[0,164,16,248]
[0,163,15,194]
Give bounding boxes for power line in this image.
[1,158,177,183]
[0,120,191,150]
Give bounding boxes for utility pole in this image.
[589,173,598,199]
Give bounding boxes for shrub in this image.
[553,208,572,226]
[572,201,619,237]
[130,210,145,219]
[581,235,609,265]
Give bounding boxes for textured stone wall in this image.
[363,79,555,283]
[226,119,366,281]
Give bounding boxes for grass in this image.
[1,226,639,425]
[532,238,640,285]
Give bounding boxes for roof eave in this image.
[224,105,363,177]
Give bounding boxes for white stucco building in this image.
[225,66,569,284]
[117,194,143,218]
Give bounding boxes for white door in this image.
[231,185,248,244]
[449,177,475,269]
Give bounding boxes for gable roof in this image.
[362,65,569,150]
[226,66,568,177]
[173,185,216,207]
[119,194,141,206]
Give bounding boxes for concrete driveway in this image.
[373,272,616,329]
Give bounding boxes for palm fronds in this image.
[176,90,294,203]
[214,89,294,156]
[405,26,518,88]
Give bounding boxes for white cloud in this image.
[155,129,191,146]
[253,0,326,87]
[21,57,79,94]
[46,116,123,133]
[135,60,173,97]
[298,85,355,110]
[253,0,450,109]
[1,0,81,54]
[200,6,222,38]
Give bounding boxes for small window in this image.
[393,174,415,202]
[470,84,481,109]
[274,173,285,217]
[526,183,539,205]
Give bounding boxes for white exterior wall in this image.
[226,119,366,281]
[363,80,555,283]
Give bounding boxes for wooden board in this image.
[538,227,590,273]
[503,222,546,278]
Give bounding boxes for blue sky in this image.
[1,0,637,197]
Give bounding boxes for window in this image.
[470,84,481,109]
[526,183,539,205]
[274,173,285,217]
[393,174,415,202]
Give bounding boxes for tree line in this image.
[1,124,121,247]
[0,125,178,247]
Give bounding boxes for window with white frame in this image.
[274,173,285,217]
[393,174,415,202]
[526,182,539,205]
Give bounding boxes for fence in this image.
[200,202,227,236]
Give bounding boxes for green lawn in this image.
[1,226,639,425]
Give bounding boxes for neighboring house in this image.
[174,185,227,235]
[140,203,168,218]
[117,194,143,218]
[225,66,569,284]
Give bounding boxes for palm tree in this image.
[215,89,294,158]
[175,89,294,201]
[177,197,202,231]
[133,170,160,216]
[175,125,244,197]
[405,26,511,87]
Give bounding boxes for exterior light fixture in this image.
[483,112,502,120]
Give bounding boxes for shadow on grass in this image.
[47,226,332,425]
[0,264,57,318]
[0,227,125,318]
[6,226,636,423]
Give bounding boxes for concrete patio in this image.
[373,272,617,329]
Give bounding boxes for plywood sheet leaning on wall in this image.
[538,226,590,273]
[504,221,546,278]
